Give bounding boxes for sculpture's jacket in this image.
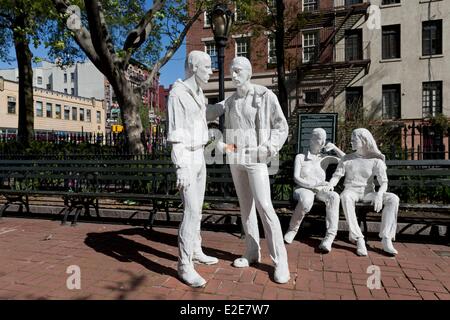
[221,84,288,163]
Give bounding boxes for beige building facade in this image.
[0,77,105,135]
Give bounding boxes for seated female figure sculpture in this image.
[284,128,345,253]
[323,128,399,256]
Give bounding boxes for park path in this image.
[0,217,449,300]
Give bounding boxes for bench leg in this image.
[72,207,83,226]
[24,195,30,213]
[61,207,72,225]
[0,203,9,219]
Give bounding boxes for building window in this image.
[303,0,318,12]
[86,109,91,122]
[35,101,43,117]
[71,72,75,82]
[64,105,70,120]
[235,38,250,59]
[205,42,218,69]
[303,31,319,63]
[96,111,101,124]
[55,104,61,119]
[204,11,211,27]
[345,87,363,121]
[64,88,68,94]
[422,20,442,56]
[345,0,364,5]
[79,108,85,122]
[382,0,400,4]
[382,25,401,59]
[37,76,43,85]
[304,89,322,104]
[7,96,16,114]
[72,107,77,121]
[46,103,53,118]
[64,73,67,83]
[345,29,363,61]
[268,36,277,64]
[382,84,401,119]
[71,88,75,96]
[422,81,442,118]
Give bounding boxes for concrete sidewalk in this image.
[0,217,449,300]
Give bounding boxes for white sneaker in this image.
[319,235,335,253]
[274,263,290,284]
[232,253,260,268]
[192,252,219,265]
[356,238,368,256]
[178,264,206,288]
[381,237,398,255]
[284,230,297,244]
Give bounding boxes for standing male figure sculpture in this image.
[167,50,220,287]
[284,128,345,253]
[324,128,399,256]
[217,57,290,283]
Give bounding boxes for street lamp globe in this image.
[209,3,234,45]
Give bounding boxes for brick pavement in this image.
[0,217,449,300]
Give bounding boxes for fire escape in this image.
[285,0,371,120]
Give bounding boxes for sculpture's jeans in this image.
[340,187,399,241]
[289,188,340,236]
[178,148,206,267]
[230,163,288,267]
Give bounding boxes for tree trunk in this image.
[275,0,289,118]
[13,14,34,147]
[110,73,145,155]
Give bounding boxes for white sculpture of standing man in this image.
[284,128,345,253]
[323,128,399,256]
[217,56,290,283]
[167,50,221,287]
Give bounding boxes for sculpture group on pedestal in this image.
[167,51,399,288]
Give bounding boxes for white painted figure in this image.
[216,57,290,284]
[323,128,399,256]
[167,51,222,287]
[284,128,345,253]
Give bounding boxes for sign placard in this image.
[297,113,338,154]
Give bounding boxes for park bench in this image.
[0,159,448,238]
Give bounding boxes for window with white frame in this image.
[235,38,250,59]
[303,31,319,63]
[205,42,218,69]
[268,36,276,64]
[303,0,318,12]
[204,11,211,27]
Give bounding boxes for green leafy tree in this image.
[50,0,211,154]
[0,0,58,146]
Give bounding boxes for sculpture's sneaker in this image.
[284,230,297,244]
[381,238,398,255]
[318,235,335,253]
[193,253,219,265]
[233,256,260,268]
[274,263,290,284]
[356,238,368,256]
[178,265,206,288]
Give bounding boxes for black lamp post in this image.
[209,3,234,131]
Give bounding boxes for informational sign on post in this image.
[297,113,338,154]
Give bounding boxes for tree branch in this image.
[84,0,117,75]
[51,0,104,73]
[140,4,204,91]
[122,0,166,67]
